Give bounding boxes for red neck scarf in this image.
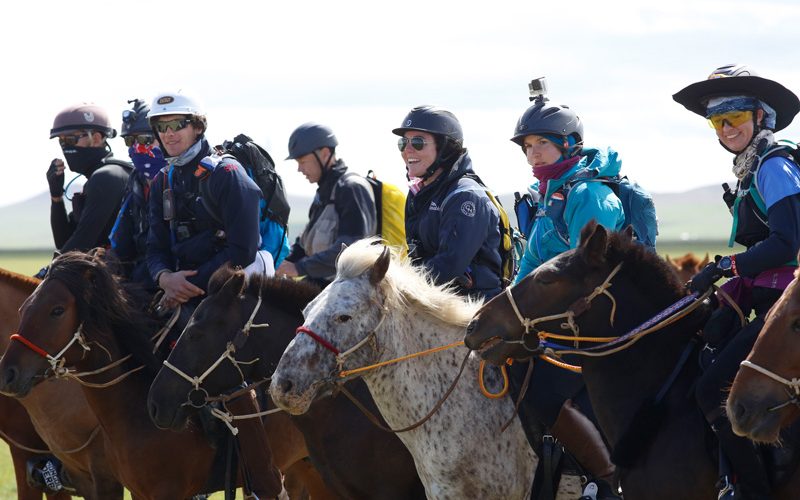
[533,156,581,196]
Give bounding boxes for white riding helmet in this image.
[147,91,206,121]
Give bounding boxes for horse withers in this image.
[147,264,426,499]
[727,261,800,442]
[268,238,582,500]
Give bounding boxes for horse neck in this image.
[248,301,303,381]
[360,309,465,426]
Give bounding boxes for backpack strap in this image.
[197,153,238,225]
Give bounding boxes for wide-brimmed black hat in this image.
[673,68,800,131]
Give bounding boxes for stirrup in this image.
[579,481,599,500]
[716,475,735,500]
[26,457,76,495]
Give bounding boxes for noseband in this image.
[739,360,800,411]
[11,325,91,377]
[161,291,269,409]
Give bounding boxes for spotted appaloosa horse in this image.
[728,260,800,442]
[271,239,582,500]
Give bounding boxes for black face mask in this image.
[62,145,110,177]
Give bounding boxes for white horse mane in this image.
[336,238,482,327]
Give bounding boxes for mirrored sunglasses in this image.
[58,132,89,148]
[707,110,753,131]
[124,134,155,147]
[154,118,193,134]
[398,136,433,152]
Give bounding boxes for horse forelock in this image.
[337,239,481,327]
[246,274,321,314]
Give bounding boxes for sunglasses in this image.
[153,118,193,134]
[707,110,753,131]
[124,134,155,147]
[58,132,89,148]
[398,136,433,152]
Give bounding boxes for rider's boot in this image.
[227,390,283,499]
[26,455,76,494]
[550,399,620,500]
[711,417,772,500]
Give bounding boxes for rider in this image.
[108,98,167,290]
[277,122,377,287]
[45,103,130,256]
[674,64,800,500]
[392,105,503,299]
[510,87,626,499]
[145,91,262,310]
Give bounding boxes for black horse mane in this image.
[47,251,163,376]
[207,265,321,316]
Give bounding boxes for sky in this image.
[3,0,800,207]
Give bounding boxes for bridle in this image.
[739,360,800,411]
[503,262,624,351]
[295,298,389,379]
[160,290,269,409]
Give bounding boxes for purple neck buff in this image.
[533,156,581,196]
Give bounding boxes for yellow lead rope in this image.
[337,339,511,400]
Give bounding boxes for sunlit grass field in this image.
[0,241,739,497]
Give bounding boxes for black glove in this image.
[687,255,733,294]
[700,306,741,347]
[46,159,65,198]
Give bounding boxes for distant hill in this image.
[0,186,730,250]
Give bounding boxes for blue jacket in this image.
[405,152,502,299]
[515,147,626,283]
[109,170,155,288]
[146,139,262,290]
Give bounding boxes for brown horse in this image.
[0,267,121,500]
[727,262,800,443]
[148,265,426,499]
[664,252,710,283]
[0,253,307,499]
[464,223,800,499]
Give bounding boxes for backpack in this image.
[200,134,291,260]
[442,174,518,289]
[364,170,408,255]
[514,173,658,251]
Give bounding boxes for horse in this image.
[464,222,800,499]
[664,252,710,283]
[147,264,427,499]
[727,261,800,443]
[0,267,121,500]
[269,238,586,500]
[0,252,298,499]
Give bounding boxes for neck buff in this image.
[128,144,167,179]
[63,144,110,177]
[167,139,204,167]
[733,129,774,180]
[533,155,581,196]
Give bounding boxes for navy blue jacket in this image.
[405,152,502,299]
[109,171,154,288]
[146,139,261,290]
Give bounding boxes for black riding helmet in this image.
[392,105,465,179]
[511,97,583,155]
[120,99,152,137]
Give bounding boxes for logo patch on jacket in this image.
[429,201,441,211]
[461,200,476,217]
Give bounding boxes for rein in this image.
[739,360,800,411]
[0,425,101,456]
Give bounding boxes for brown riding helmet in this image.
[49,103,117,139]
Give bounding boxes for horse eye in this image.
[50,306,64,317]
[337,315,352,323]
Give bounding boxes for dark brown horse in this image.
[0,253,289,499]
[464,223,800,499]
[0,267,120,500]
[148,265,426,500]
[664,252,710,283]
[728,261,800,442]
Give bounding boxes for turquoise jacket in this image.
[515,147,626,283]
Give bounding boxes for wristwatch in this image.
[717,256,733,273]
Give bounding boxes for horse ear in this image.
[699,253,710,268]
[622,225,634,241]
[369,247,391,285]
[665,254,674,266]
[581,222,608,264]
[220,270,247,299]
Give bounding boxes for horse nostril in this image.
[147,398,160,424]
[730,399,748,422]
[2,367,17,388]
[279,377,294,395]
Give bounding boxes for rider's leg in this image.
[696,316,771,500]
[550,398,615,484]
